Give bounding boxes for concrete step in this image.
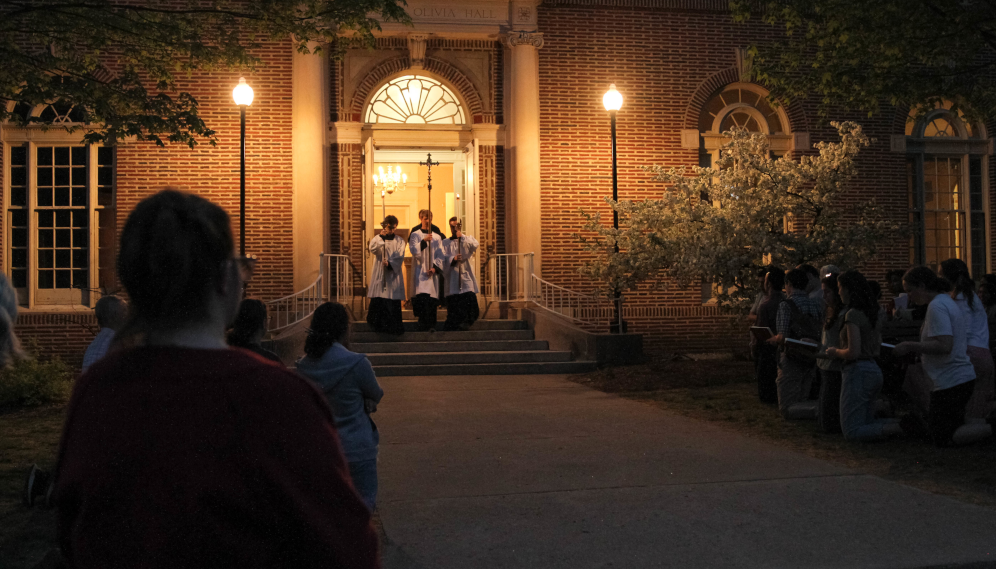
[352,329,533,343]
[400,309,446,319]
[352,320,526,333]
[366,350,573,366]
[372,360,599,376]
[354,339,550,354]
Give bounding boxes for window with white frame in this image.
[905,103,989,278]
[696,83,792,303]
[4,116,116,307]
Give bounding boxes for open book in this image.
[750,326,774,342]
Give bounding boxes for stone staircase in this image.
[352,309,598,376]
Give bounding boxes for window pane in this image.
[38,230,53,248]
[12,227,27,248]
[37,188,53,207]
[38,250,53,269]
[72,188,86,207]
[54,167,70,186]
[11,167,26,187]
[37,167,52,186]
[55,270,71,288]
[71,147,86,166]
[37,147,52,166]
[11,188,26,207]
[55,187,70,206]
[38,210,54,227]
[11,146,27,166]
[38,270,54,289]
[54,147,70,165]
[12,270,27,289]
[56,250,70,268]
[97,147,113,166]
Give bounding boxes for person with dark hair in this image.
[296,302,384,511]
[754,266,784,403]
[227,299,282,364]
[798,264,823,305]
[885,269,910,319]
[867,279,887,325]
[442,217,480,331]
[815,274,844,433]
[939,259,994,420]
[82,295,128,372]
[367,215,406,335]
[52,190,379,568]
[409,209,445,331]
[894,266,993,446]
[766,268,822,418]
[825,270,901,441]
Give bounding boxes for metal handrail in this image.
[487,252,615,330]
[265,274,323,333]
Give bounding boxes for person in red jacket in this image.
[52,189,380,569]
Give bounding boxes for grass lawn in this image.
[570,357,996,508]
[0,405,65,569]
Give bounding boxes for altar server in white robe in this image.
[442,217,480,331]
[366,215,406,335]
[409,210,445,331]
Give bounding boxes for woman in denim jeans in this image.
[825,270,903,441]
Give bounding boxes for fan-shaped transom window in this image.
[365,76,466,125]
[905,103,982,139]
[699,84,785,135]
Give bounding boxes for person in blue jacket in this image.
[297,302,384,511]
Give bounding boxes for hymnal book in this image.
[784,338,819,351]
[750,326,774,342]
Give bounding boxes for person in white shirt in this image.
[408,210,444,331]
[940,258,994,420]
[82,295,127,372]
[886,269,911,319]
[441,217,480,331]
[894,266,992,446]
[366,216,406,335]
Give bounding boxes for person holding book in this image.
[816,273,844,434]
[893,267,992,446]
[825,270,901,441]
[766,268,821,419]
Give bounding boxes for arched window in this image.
[697,83,791,169]
[904,102,989,276]
[365,75,466,125]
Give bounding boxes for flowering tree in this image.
[578,121,901,312]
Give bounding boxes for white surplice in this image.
[442,233,480,296]
[367,234,407,300]
[408,228,444,298]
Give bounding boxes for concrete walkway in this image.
[376,374,996,569]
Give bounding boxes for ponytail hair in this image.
[227,299,268,348]
[115,190,234,344]
[304,302,350,359]
[0,274,24,368]
[838,270,880,327]
[903,266,952,295]
[939,258,976,309]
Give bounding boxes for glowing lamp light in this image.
[602,84,623,112]
[233,77,254,106]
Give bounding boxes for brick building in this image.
[2,0,993,366]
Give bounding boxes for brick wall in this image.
[536,5,930,352]
[16,313,99,372]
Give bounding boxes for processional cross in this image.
[419,153,441,270]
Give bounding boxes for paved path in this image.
[376,374,996,569]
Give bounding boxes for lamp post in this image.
[233,77,254,256]
[602,84,624,333]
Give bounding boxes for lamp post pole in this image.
[232,76,254,256]
[603,84,624,333]
[240,104,246,256]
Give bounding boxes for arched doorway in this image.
[360,74,481,299]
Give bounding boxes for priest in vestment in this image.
[366,215,406,335]
[408,210,445,331]
[442,217,480,331]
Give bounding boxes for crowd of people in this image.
[15,190,386,568]
[6,188,996,565]
[749,261,996,446]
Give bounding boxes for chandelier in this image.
[373,165,407,196]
